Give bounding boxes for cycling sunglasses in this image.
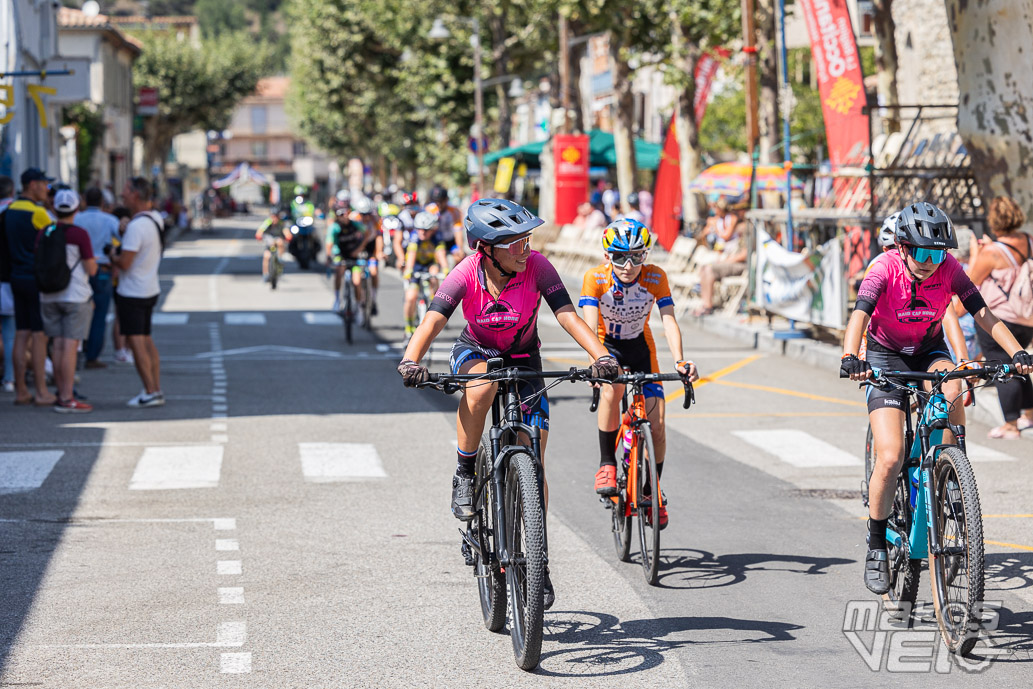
[905,245,946,265]
[609,251,648,268]
[494,235,532,255]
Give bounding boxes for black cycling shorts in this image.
[449,336,549,430]
[863,337,953,413]
[603,333,663,399]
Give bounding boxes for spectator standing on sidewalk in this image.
[4,168,57,406]
[1,175,16,392]
[111,177,164,407]
[76,187,121,368]
[38,190,97,412]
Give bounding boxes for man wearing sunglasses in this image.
[841,202,1033,596]
[579,219,700,530]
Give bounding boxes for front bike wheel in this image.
[474,435,506,632]
[504,451,545,671]
[929,447,984,656]
[863,424,874,508]
[416,288,429,325]
[635,424,661,585]
[611,460,632,562]
[882,469,921,617]
[269,255,280,290]
[362,275,374,330]
[341,282,354,345]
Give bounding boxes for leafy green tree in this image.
[196,0,248,38]
[133,31,268,184]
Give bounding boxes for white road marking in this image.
[37,621,247,649]
[213,518,236,530]
[218,587,245,605]
[965,442,1016,463]
[0,451,64,494]
[212,435,229,444]
[732,429,862,467]
[212,413,228,419]
[210,423,228,432]
[224,313,266,325]
[216,538,239,551]
[303,312,341,325]
[151,313,189,325]
[218,560,242,575]
[376,344,392,352]
[221,652,252,673]
[213,404,228,413]
[212,395,227,403]
[299,442,387,482]
[129,446,224,490]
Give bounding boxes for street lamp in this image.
[429,15,485,196]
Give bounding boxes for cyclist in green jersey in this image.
[255,210,292,282]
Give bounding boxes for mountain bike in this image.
[336,256,373,343]
[846,363,1020,655]
[418,359,595,671]
[590,371,694,585]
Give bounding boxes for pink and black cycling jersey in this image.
[855,251,985,355]
[429,251,573,355]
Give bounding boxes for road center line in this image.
[665,354,764,403]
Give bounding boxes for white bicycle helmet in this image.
[351,196,375,215]
[878,213,900,249]
[414,211,438,231]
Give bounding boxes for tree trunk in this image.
[538,137,555,225]
[610,38,638,215]
[756,0,780,164]
[872,0,900,133]
[489,12,513,148]
[946,0,1033,217]
[670,16,703,225]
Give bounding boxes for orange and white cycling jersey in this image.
[579,263,675,341]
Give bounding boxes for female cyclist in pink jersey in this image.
[841,202,1033,595]
[397,199,619,607]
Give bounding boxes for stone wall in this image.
[892,0,959,126]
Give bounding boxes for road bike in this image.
[847,363,1021,655]
[336,256,374,343]
[590,371,694,585]
[268,244,284,290]
[418,359,595,671]
[411,270,436,326]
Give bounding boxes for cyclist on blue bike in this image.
[841,202,1032,595]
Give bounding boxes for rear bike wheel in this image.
[611,458,632,563]
[269,254,280,290]
[504,451,545,671]
[635,424,661,585]
[882,468,921,617]
[416,281,429,324]
[474,435,506,632]
[929,447,984,655]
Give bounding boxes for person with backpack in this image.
[959,196,1033,438]
[3,168,57,406]
[36,189,97,412]
[111,177,165,407]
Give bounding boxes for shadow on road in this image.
[650,548,854,590]
[534,609,803,677]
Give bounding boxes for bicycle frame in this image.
[608,385,653,516]
[882,382,967,562]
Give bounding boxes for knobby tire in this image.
[474,435,506,632]
[505,451,545,671]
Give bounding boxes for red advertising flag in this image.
[553,134,590,225]
[652,117,682,251]
[693,47,731,123]
[798,0,869,167]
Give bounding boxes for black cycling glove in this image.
[1012,350,1033,369]
[840,354,871,378]
[397,358,429,387]
[589,355,620,381]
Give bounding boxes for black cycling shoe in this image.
[371,302,378,316]
[864,548,891,595]
[451,474,475,521]
[543,568,555,610]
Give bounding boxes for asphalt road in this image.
[2,215,1032,687]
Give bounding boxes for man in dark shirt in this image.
[4,168,57,405]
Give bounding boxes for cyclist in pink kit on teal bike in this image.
[397,199,619,608]
[841,202,1033,595]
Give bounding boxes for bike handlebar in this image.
[839,363,1019,383]
[588,372,695,411]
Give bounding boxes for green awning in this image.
[483,129,663,170]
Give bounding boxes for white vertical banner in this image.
[754,226,844,328]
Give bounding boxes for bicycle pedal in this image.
[460,541,476,566]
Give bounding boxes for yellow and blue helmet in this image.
[602,218,652,253]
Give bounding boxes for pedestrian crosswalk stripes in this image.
[224,313,267,325]
[298,442,387,482]
[129,446,224,490]
[732,430,863,468]
[0,451,64,494]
